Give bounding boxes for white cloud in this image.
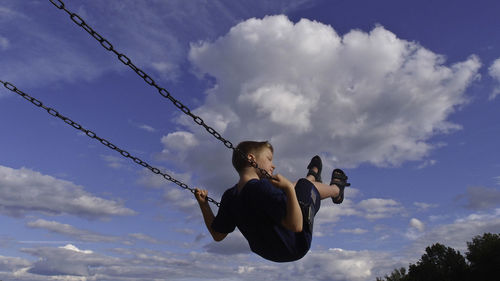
[0,165,136,218]
[136,166,201,211]
[312,195,404,239]
[101,154,127,169]
[409,218,425,232]
[0,1,318,89]
[0,6,116,88]
[457,186,500,210]
[151,61,176,74]
[168,15,481,194]
[204,230,251,255]
[289,248,402,281]
[59,244,93,254]
[409,208,500,252]
[413,201,438,211]
[0,243,410,281]
[357,198,405,219]
[0,2,179,88]
[137,166,182,189]
[26,219,120,243]
[488,58,500,100]
[20,222,162,246]
[128,233,161,244]
[429,214,449,222]
[0,35,9,50]
[138,124,156,132]
[22,245,118,277]
[314,192,403,231]
[0,255,30,272]
[161,131,199,152]
[129,120,158,133]
[340,228,368,234]
[135,164,209,217]
[163,188,199,214]
[315,198,358,226]
[238,84,315,132]
[416,159,437,169]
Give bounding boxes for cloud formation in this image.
[409,208,500,252]
[0,1,316,89]
[488,58,500,100]
[3,208,498,281]
[204,231,251,255]
[136,166,202,215]
[340,228,368,234]
[413,202,438,211]
[0,4,116,89]
[9,206,500,281]
[406,218,425,239]
[159,15,481,194]
[357,198,405,220]
[0,244,404,281]
[0,165,136,218]
[458,186,500,211]
[101,155,127,170]
[0,35,9,50]
[26,219,121,243]
[315,195,405,227]
[0,255,30,273]
[22,244,117,277]
[288,248,401,281]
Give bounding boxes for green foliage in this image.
[407,243,468,281]
[376,267,408,281]
[466,233,500,281]
[377,233,500,281]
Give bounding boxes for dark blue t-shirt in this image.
[211,179,309,262]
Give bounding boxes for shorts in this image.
[295,178,321,234]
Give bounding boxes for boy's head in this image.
[232,141,274,174]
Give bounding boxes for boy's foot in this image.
[330,169,351,204]
[307,155,322,183]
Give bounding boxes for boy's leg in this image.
[294,179,321,233]
[306,169,341,200]
[291,179,321,259]
[301,155,351,207]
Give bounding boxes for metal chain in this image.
[0,80,221,207]
[47,0,274,180]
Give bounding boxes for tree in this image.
[407,243,469,281]
[376,267,408,281]
[378,233,500,281]
[466,233,500,281]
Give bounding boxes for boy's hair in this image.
[232,141,273,173]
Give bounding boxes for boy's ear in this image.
[247,153,256,163]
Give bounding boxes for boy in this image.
[194,141,350,262]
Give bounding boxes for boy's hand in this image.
[270,174,294,191]
[194,188,209,205]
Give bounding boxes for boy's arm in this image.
[271,174,303,233]
[195,189,228,242]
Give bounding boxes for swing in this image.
[1,0,273,207]
[2,1,354,263]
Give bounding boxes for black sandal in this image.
[330,169,350,204]
[306,155,322,183]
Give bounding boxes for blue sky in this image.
[1,0,500,280]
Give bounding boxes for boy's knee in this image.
[295,178,314,200]
[295,178,321,215]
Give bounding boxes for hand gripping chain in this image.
[0,80,221,207]
[47,0,274,181]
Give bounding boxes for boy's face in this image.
[254,147,275,178]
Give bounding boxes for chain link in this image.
[0,80,221,207]
[47,0,274,180]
